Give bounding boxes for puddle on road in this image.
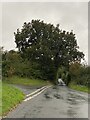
[52,86,57,89]
[54,94,61,99]
[52,86,59,91]
[44,86,65,100]
[67,92,87,106]
[67,98,77,105]
[66,91,88,118]
[44,92,52,99]
[44,91,64,100]
[68,91,87,99]
[53,93,63,99]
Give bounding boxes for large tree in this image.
[14,20,84,80]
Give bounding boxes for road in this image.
[6,85,88,118]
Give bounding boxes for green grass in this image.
[69,82,90,93]
[2,83,24,116]
[1,76,51,116]
[3,76,51,86]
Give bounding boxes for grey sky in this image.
[2,2,88,63]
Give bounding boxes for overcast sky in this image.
[2,2,88,63]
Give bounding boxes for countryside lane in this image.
[6,85,88,118]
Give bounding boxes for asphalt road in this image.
[6,85,88,118]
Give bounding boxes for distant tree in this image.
[2,50,43,79]
[14,20,84,80]
[69,62,82,77]
[2,50,21,77]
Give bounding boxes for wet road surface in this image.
[6,85,88,118]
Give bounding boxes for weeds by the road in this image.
[2,83,24,116]
[3,76,51,86]
[69,82,90,93]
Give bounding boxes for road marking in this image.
[26,86,47,97]
[24,86,52,102]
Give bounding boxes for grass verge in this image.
[1,76,51,116]
[2,83,24,116]
[69,82,90,93]
[3,76,51,86]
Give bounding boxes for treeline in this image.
[2,50,43,79]
[2,49,90,86]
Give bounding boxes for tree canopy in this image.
[14,20,84,80]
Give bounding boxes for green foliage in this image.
[56,66,71,85]
[69,62,89,86]
[3,76,51,86]
[2,50,22,77]
[2,83,24,116]
[14,20,84,80]
[69,82,89,93]
[2,50,43,79]
[56,66,65,80]
[2,20,85,82]
[69,62,82,77]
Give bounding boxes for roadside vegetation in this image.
[2,83,24,116]
[68,62,90,93]
[2,77,51,116]
[3,76,51,86]
[56,63,90,93]
[69,82,89,93]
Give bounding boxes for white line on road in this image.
[26,86,47,97]
[24,86,52,102]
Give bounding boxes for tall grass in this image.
[3,76,51,86]
[2,83,24,116]
[69,82,89,93]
